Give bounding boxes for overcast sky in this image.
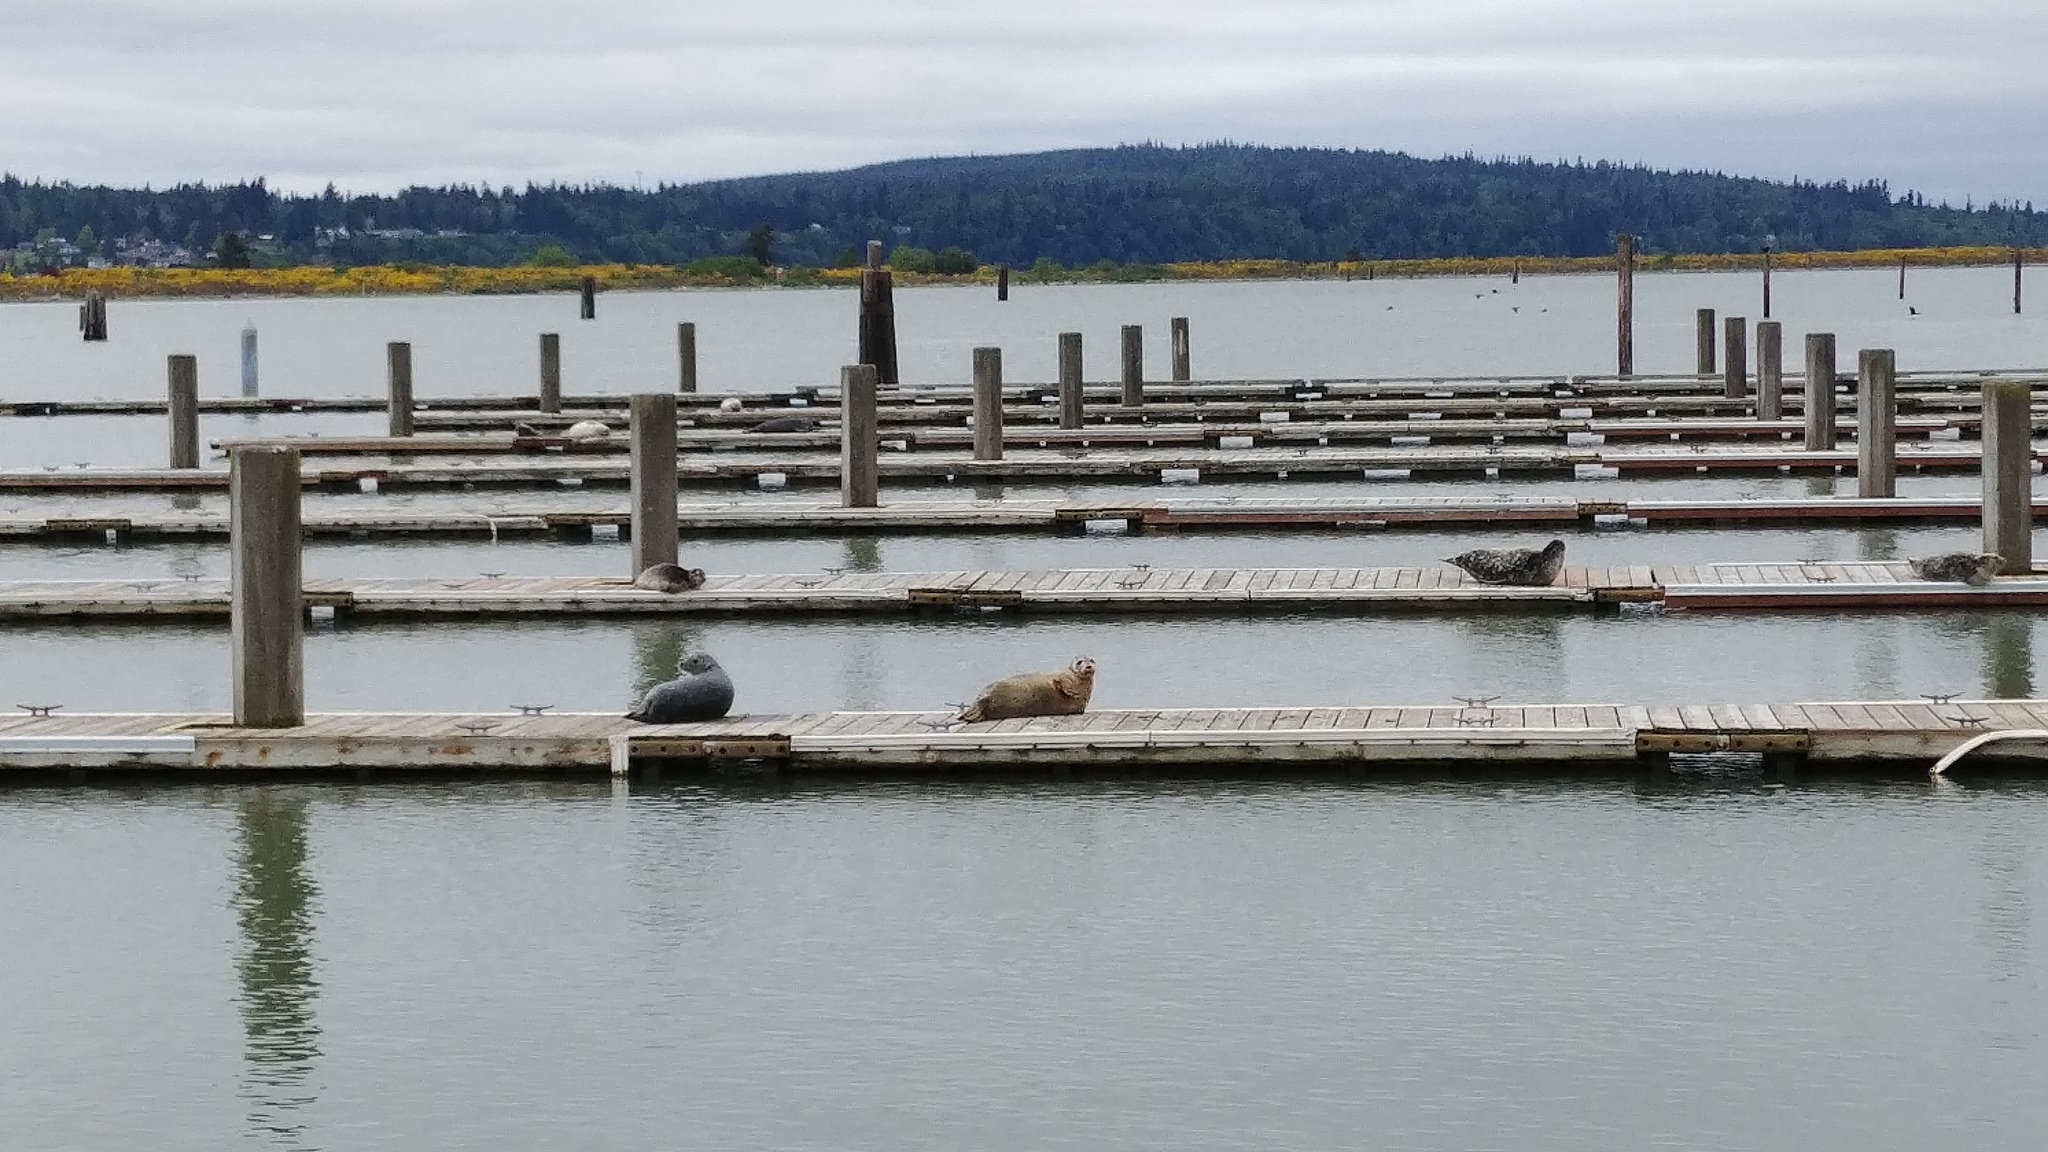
[2,0,2042,205]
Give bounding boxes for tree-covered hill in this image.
[3,143,2041,270]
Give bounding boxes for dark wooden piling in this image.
[1982,379,2032,573]
[1512,259,1521,285]
[1058,332,1084,430]
[386,341,413,437]
[538,333,562,413]
[79,292,107,341]
[677,322,697,393]
[1761,246,1773,319]
[168,355,199,469]
[1857,348,1897,498]
[972,347,1004,461]
[858,240,900,385]
[629,393,679,575]
[230,445,303,728]
[1170,317,1191,382]
[579,275,596,320]
[1616,234,1635,377]
[1803,333,1837,451]
[840,364,879,508]
[1754,321,1783,420]
[1722,316,1748,399]
[997,264,1009,301]
[1121,325,1144,406]
[2017,248,2025,315]
[1899,260,1907,300]
[1695,308,1717,376]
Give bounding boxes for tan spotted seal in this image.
[957,657,1096,723]
[632,563,706,593]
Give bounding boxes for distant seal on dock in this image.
[513,421,543,438]
[563,420,611,442]
[719,397,744,413]
[1444,539,1567,586]
[1906,552,2002,584]
[957,657,1095,723]
[745,415,818,434]
[626,653,734,723]
[632,563,706,593]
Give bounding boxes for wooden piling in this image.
[1695,308,1717,375]
[677,322,697,393]
[997,264,1009,301]
[629,393,679,575]
[386,341,414,437]
[538,333,563,413]
[79,292,107,341]
[2017,248,2026,315]
[579,275,596,320]
[1803,333,1837,451]
[972,347,1004,461]
[858,240,900,385]
[1761,246,1773,319]
[1616,234,1635,377]
[1121,325,1144,406]
[1512,259,1521,286]
[1857,348,1897,498]
[1058,332,1084,430]
[230,446,303,728]
[1722,316,1748,399]
[240,324,259,397]
[1899,260,1907,300]
[168,355,199,469]
[1170,316,1191,382]
[840,364,879,508]
[1982,380,2032,574]
[1755,320,1783,420]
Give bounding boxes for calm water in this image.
[3,779,2045,1151]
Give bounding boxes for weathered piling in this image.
[1761,245,1773,318]
[858,240,900,385]
[1615,234,1635,377]
[1512,259,1521,285]
[1121,325,1144,406]
[168,355,199,469]
[579,275,596,320]
[1803,333,1838,450]
[230,445,303,728]
[2017,248,2026,315]
[1755,320,1783,420]
[1857,348,1897,498]
[1982,379,2033,573]
[1722,316,1748,398]
[1170,317,1191,382]
[972,347,1004,460]
[1694,308,1717,375]
[1058,332,1084,430]
[386,341,414,437]
[629,393,679,575]
[840,364,879,508]
[538,333,563,413]
[677,322,697,393]
[79,292,108,341]
[240,324,259,397]
[997,264,1010,301]
[1899,260,1907,300]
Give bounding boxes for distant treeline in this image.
[3,144,2043,269]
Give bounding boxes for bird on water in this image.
[1906,552,2002,584]
[1444,539,1567,586]
[626,653,735,723]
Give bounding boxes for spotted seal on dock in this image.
[626,653,735,723]
[745,415,819,434]
[957,657,1096,723]
[1906,552,2002,584]
[1444,539,1567,586]
[632,563,706,593]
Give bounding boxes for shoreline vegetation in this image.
[1,245,2038,302]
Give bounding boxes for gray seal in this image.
[626,653,735,723]
[1445,539,1567,586]
[633,563,706,593]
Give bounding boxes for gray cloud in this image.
[1,0,2041,203]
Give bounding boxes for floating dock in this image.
[2,561,2044,621]
[1,699,2041,776]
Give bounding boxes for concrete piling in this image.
[1755,320,1783,420]
[539,333,562,413]
[1982,380,2033,574]
[1803,333,1837,451]
[168,355,199,469]
[386,341,414,437]
[629,393,679,576]
[972,347,1004,461]
[1121,325,1144,406]
[1170,317,1191,382]
[230,445,304,728]
[1856,348,1897,498]
[240,324,259,397]
[677,322,697,393]
[1695,308,1717,375]
[840,364,879,508]
[1058,332,1084,430]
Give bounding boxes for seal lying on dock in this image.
[632,563,706,593]
[1444,539,1567,586]
[745,415,819,433]
[626,653,734,723]
[957,657,1096,723]
[1906,552,2002,584]
[563,420,611,442]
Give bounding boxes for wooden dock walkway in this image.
[4,562,2046,620]
[3,698,2043,775]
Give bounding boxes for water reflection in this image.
[1980,615,2035,699]
[631,623,703,702]
[842,535,882,573]
[233,791,321,1147]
